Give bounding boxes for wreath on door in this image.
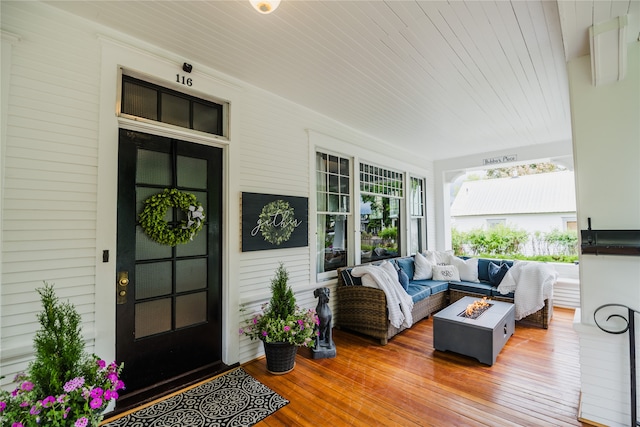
[139,188,205,246]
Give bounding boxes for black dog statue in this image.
[312,287,336,359]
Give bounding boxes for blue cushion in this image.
[488,261,510,286]
[477,258,514,282]
[395,257,415,280]
[406,283,432,303]
[448,281,494,296]
[425,280,450,295]
[477,258,492,282]
[411,279,449,295]
[397,268,410,291]
[340,268,362,286]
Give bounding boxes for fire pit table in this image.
[433,296,515,366]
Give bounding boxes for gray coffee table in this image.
[433,296,515,366]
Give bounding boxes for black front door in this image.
[116,129,224,404]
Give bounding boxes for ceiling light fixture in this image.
[250,0,280,14]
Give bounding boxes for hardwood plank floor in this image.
[243,307,591,427]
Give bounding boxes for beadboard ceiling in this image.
[47,0,640,161]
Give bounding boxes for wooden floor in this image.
[243,307,591,427]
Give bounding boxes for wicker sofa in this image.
[336,255,554,345]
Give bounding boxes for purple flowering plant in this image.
[0,283,125,427]
[0,357,124,427]
[239,263,319,347]
[240,303,319,347]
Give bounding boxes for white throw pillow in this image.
[432,264,460,281]
[380,260,402,288]
[423,250,453,265]
[413,252,434,280]
[449,256,480,283]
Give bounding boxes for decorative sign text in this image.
[242,192,308,252]
[483,154,517,166]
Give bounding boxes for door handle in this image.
[117,271,129,305]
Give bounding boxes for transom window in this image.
[121,75,225,137]
[360,164,403,197]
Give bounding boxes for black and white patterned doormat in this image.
[103,368,289,427]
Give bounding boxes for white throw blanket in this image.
[351,265,414,328]
[497,262,557,320]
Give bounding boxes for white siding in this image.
[1,2,101,386]
[574,315,633,426]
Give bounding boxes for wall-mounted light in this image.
[250,0,280,14]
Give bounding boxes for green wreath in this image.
[259,199,296,245]
[139,188,205,246]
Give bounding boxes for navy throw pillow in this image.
[397,268,410,291]
[488,261,510,286]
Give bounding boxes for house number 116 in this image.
[176,74,193,86]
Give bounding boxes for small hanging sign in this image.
[483,154,517,166]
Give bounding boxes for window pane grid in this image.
[122,76,223,137]
[317,152,350,214]
[359,163,404,198]
[410,177,424,217]
[317,152,351,275]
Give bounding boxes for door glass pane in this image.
[193,102,220,134]
[135,299,171,338]
[177,156,207,189]
[136,262,172,299]
[136,227,172,260]
[176,259,207,292]
[122,81,157,120]
[175,225,207,257]
[176,292,207,328]
[137,150,171,185]
[161,93,190,128]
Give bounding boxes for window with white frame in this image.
[360,163,403,262]
[409,176,426,254]
[563,217,577,231]
[316,152,351,278]
[487,218,506,228]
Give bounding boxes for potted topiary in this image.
[240,263,318,374]
[0,283,124,427]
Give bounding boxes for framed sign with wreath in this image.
[241,192,308,252]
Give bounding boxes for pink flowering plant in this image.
[240,263,319,347]
[0,357,124,427]
[0,283,125,427]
